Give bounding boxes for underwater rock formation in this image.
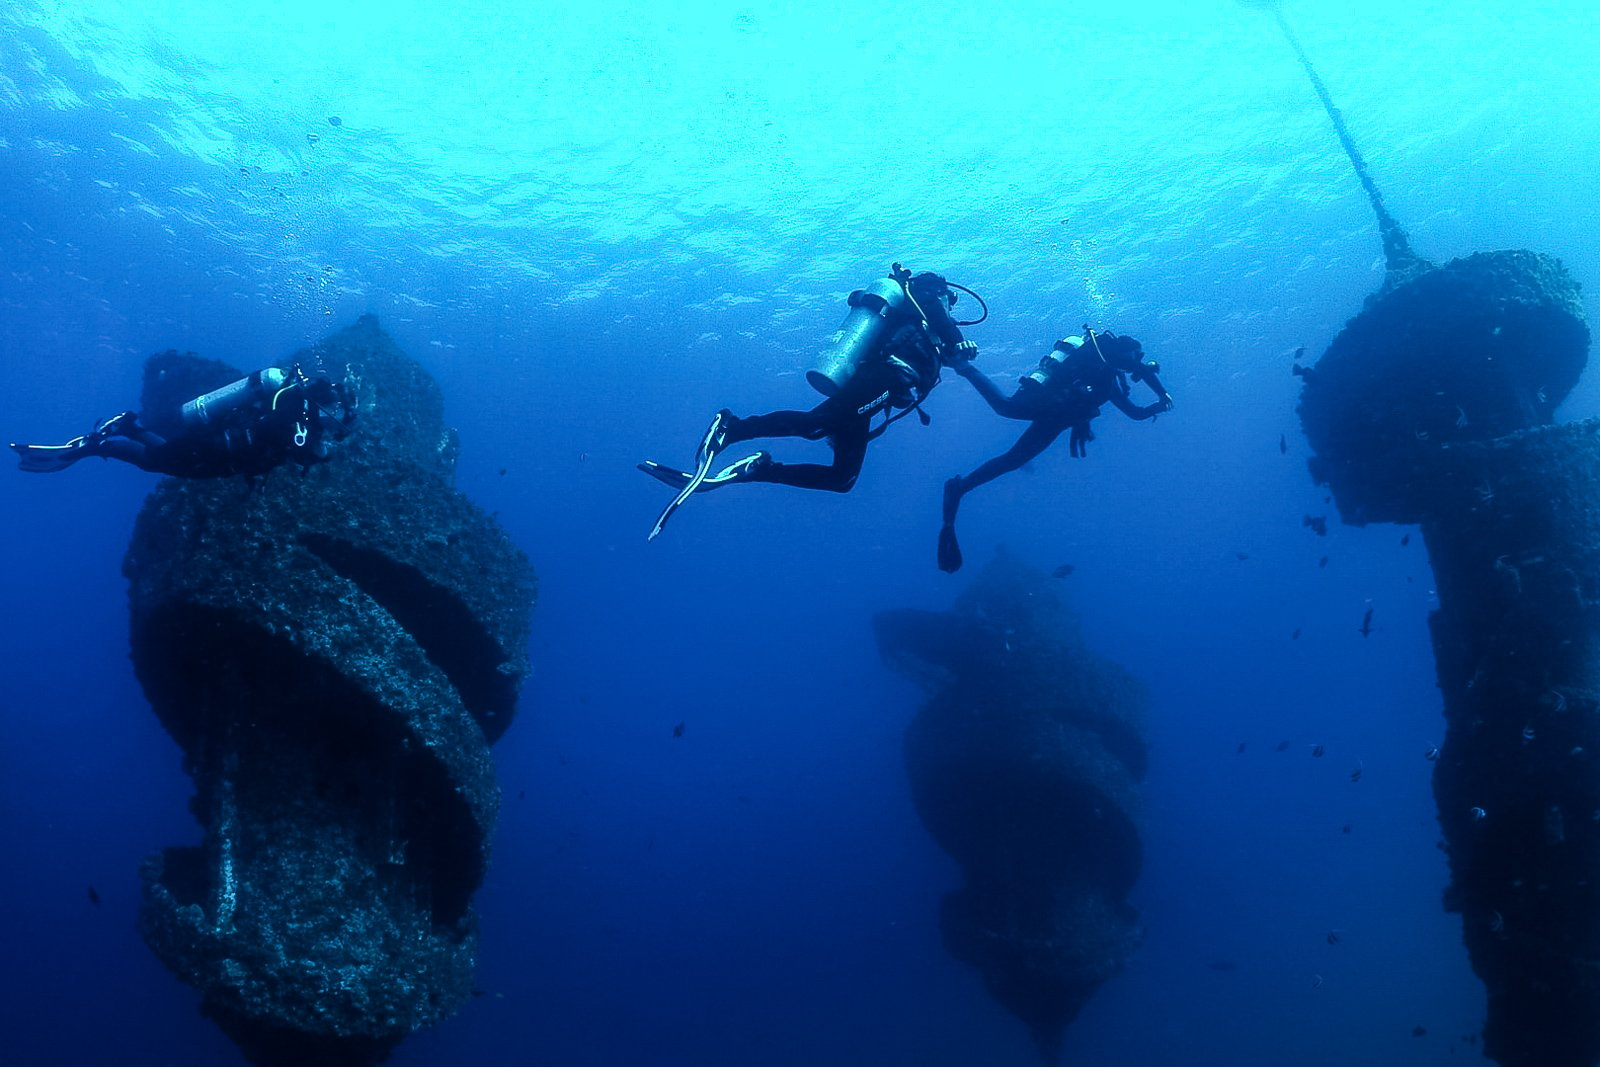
[874,553,1146,1063]
[1302,267,1595,1066]
[1260,2,1599,1059]
[122,316,536,1066]
[1298,249,1588,528]
[1292,160,1595,1067]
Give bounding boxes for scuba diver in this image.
[937,328,1173,572]
[638,263,986,540]
[11,364,358,478]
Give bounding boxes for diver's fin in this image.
[646,443,722,542]
[937,523,963,573]
[646,410,746,541]
[696,408,736,469]
[638,460,692,489]
[12,438,92,474]
[639,450,770,508]
[703,451,770,487]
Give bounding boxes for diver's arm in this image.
[1109,372,1173,421]
[952,361,1034,420]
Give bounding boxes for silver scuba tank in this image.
[180,368,289,429]
[1025,337,1085,388]
[807,275,912,398]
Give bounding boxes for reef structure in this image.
[122,316,536,1066]
[1249,0,1600,1058]
[874,553,1146,1062]
[1273,9,1598,1060]
[1299,259,1596,1066]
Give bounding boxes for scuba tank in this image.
[1026,336,1094,391]
[180,368,289,429]
[807,274,914,398]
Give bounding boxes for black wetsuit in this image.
[719,277,967,493]
[937,337,1170,572]
[94,378,351,478]
[951,350,1169,497]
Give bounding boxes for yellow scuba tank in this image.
[807,275,913,398]
[180,368,289,428]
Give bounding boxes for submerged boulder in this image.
[123,316,536,1066]
[875,553,1146,1062]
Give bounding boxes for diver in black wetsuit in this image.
[937,329,1172,572]
[11,365,357,478]
[639,263,985,539]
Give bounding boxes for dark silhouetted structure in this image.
[1274,2,1599,1061]
[123,317,536,1066]
[875,552,1146,1062]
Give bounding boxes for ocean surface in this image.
[2,1,1597,1064]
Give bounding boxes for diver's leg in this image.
[10,411,149,473]
[94,436,159,470]
[738,413,866,493]
[950,420,1065,500]
[722,407,831,444]
[940,421,1064,573]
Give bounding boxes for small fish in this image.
[1293,346,1306,360]
[1522,725,1536,744]
[518,790,526,800]
[1311,974,1324,988]
[672,720,686,738]
[1400,533,1411,547]
[1488,911,1505,934]
[1358,608,1374,638]
[1350,767,1363,783]
[1279,434,1287,454]
[1341,824,1352,834]
[1318,556,1329,568]
[1326,931,1342,945]
[1413,1025,1428,1038]
[1051,563,1075,578]
[1234,552,1250,561]
[87,886,101,907]
[1291,628,1302,640]
[1237,742,1248,754]
[1275,740,1292,752]
[1311,743,1325,757]
[1207,959,1238,972]
[498,468,508,476]
[327,115,342,127]
[1425,746,1440,761]
[1303,514,1328,536]
[1471,806,1488,822]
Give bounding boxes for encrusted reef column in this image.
[122,316,536,1066]
[874,553,1146,1063]
[1299,251,1596,1067]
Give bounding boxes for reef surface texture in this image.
[123,316,536,1066]
[875,553,1146,1063]
[1300,250,1598,1067]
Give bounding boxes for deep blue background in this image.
[3,2,1598,1064]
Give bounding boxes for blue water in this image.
[3,1,1598,1063]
